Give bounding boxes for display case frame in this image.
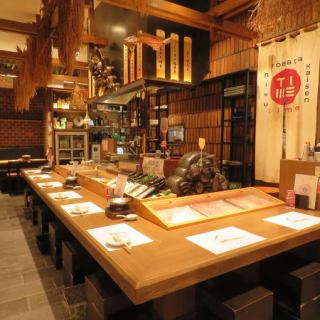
[140,187,283,229]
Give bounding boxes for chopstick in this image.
[112,233,132,251]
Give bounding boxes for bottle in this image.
[130,176,161,197]
[308,145,315,161]
[137,178,166,199]
[302,142,311,161]
[127,175,157,195]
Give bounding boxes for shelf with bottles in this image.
[52,90,73,110]
[53,111,88,130]
[89,108,128,132]
[146,93,169,152]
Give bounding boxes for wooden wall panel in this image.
[167,80,223,160]
[209,2,318,78]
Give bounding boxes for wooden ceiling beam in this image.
[0,18,37,36]
[100,0,256,40]
[224,1,257,19]
[207,0,256,17]
[0,18,108,47]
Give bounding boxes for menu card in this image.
[29,174,51,180]
[87,223,153,251]
[61,202,104,216]
[114,174,128,197]
[186,227,266,255]
[264,211,320,230]
[48,191,82,201]
[37,181,63,188]
[25,169,42,174]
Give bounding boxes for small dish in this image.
[42,182,53,188]
[21,154,31,161]
[71,206,88,215]
[110,197,132,206]
[105,233,131,248]
[54,193,69,200]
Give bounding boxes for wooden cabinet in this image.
[54,131,88,164]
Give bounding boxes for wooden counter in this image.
[0,158,47,169]
[22,169,320,306]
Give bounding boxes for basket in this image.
[62,283,87,320]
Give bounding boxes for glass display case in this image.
[55,131,88,164]
[140,187,283,229]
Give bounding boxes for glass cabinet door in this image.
[58,135,71,149]
[72,135,85,149]
[55,132,87,164]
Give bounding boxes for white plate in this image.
[54,194,69,200]
[71,207,89,215]
[105,233,131,248]
[42,182,53,188]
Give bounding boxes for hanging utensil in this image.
[198,138,206,167]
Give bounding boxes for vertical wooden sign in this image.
[184,36,192,83]
[170,33,179,81]
[156,29,165,79]
[123,45,129,85]
[130,49,135,83]
[136,42,143,79]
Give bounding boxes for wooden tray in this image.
[139,187,284,229]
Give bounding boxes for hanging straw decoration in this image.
[14,0,85,111]
[15,38,38,112]
[56,0,85,75]
[33,0,56,86]
[14,0,55,112]
[34,26,52,87]
[249,0,320,40]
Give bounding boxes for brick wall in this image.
[0,88,45,147]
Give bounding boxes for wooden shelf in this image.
[82,34,108,46]
[89,126,112,129]
[54,128,88,132]
[53,109,87,113]
[51,74,88,85]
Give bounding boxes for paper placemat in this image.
[87,223,153,251]
[48,191,82,201]
[29,174,51,180]
[264,211,320,230]
[186,227,266,255]
[37,181,63,188]
[25,169,42,174]
[61,202,104,216]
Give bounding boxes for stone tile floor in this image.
[0,193,68,319]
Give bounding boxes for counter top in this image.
[22,169,320,305]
